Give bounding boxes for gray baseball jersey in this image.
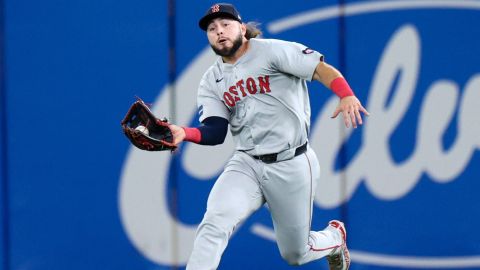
[197,38,324,155]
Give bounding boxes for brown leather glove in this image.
[121,98,176,151]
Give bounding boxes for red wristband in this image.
[182,127,202,143]
[330,77,354,98]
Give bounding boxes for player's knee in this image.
[200,211,237,237]
[280,250,304,266]
[197,220,229,241]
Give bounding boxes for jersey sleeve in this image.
[269,39,324,81]
[197,73,230,123]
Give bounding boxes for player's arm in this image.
[312,61,370,128]
[171,70,231,146]
[169,116,228,145]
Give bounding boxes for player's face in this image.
[207,18,244,57]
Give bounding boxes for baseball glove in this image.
[121,98,177,151]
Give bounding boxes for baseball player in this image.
[168,3,369,270]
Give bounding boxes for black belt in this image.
[251,142,308,163]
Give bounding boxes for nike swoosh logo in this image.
[216,78,224,83]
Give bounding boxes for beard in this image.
[211,31,243,57]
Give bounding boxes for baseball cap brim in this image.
[199,12,241,31]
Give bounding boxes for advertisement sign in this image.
[2,1,479,269]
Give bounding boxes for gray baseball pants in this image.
[186,147,342,269]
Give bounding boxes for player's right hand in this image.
[168,124,186,145]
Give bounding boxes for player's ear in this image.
[240,23,247,37]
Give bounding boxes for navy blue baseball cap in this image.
[199,3,242,31]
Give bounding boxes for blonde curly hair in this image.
[245,22,263,39]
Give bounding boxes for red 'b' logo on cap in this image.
[211,4,220,12]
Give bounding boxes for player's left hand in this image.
[331,96,370,128]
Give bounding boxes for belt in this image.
[251,142,308,164]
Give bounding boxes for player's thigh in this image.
[263,148,319,224]
[262,148,320,252]
[205,169,265,224]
